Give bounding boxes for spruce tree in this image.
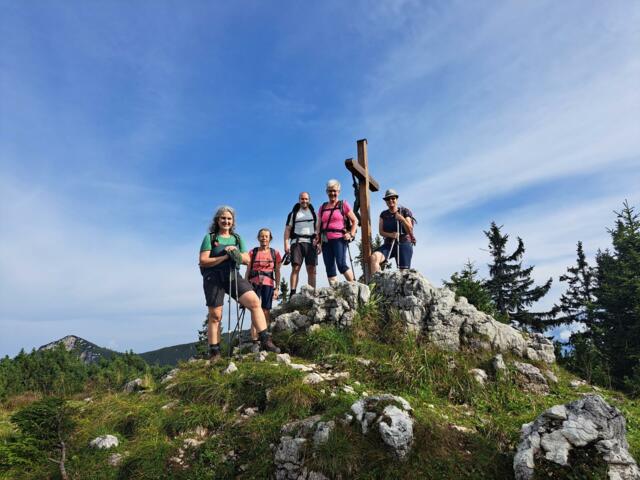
[552,241,597,328]
[553,242,607,385]
[592,201,640,392]
[279,278,289,303]
[444,260,496,316]
[484,222,553,331]
[196,315,209,358]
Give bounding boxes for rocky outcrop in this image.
[348,395,414,459]
[272,283,370,332]
[513,362,550,395]
[274,395,414,478]
[373,270,555,363]
[514,395,640,480]
[274,415,332,480]
[272,271,555,364]
[123,378,145,393]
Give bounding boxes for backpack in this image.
[319,200,352,236]
[249,247,278,283]
[382,207,417,245]
[200,232,242,274]
[286,203,317,241]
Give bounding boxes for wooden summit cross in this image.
[345,139,379,283]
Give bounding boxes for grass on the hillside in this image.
[1,293,639,479]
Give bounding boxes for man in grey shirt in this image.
[284,192,318,295]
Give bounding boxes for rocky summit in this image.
[273,270,555,364]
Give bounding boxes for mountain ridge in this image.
[38,335,198,366]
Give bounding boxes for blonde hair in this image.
[326,179,341,191]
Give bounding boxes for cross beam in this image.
[344,139,379,283]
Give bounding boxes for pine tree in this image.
[484,222,553,331]
[552,241,597,328]
[196,315,209,358]
[279,278,289,303]
[592,201,640,391]
[11,397,75,480]
[444,260,496,316]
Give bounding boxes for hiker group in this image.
[198,180,416,361]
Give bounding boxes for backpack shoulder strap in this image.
[308,203,317,227]
[287,203,301,225]
[270,248,277,269]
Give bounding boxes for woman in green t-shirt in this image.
[199,206,280,360]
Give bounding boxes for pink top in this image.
[249,248,282,287]
[320,200,352,240]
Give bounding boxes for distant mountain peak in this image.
[40,335,84,351]
[39,335,111,364]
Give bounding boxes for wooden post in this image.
[345,139,379,283]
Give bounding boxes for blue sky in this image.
[1,0,639,356]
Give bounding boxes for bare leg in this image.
[328,276,338,286]
[343,269,355,281]
[207,306,223,345]
[290,264,301,291]
[238,291,267,332]
[370,252,384,274]
[306,264,316,289]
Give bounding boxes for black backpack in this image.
[199,232,241,275]
[249,247,278,282]
[286,203,317,241]
[319,200,352,235]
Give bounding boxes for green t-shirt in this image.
[200,233,247,256]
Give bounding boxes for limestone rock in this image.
[303,373,324,385]
[350,395,414,459]
[514,395,640,480]
[223,362,238,375]
[378,405,414,459]
[469,368,488,386]
[161,368,179,384]
[90,434,119,449]
[570,379,588,389]
[372,270,555,363]
[272,282,370,333]
[274,415,333,480]
[277,353,292,365]
[123,378,145,393]
[492,354,507,373]
[513,362,549,395]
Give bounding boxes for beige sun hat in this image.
[383,188,399,200]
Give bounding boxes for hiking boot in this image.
[251,342,260,354]
[208,350,222,363]
[260,337,281,354]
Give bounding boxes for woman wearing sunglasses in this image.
[316,179,358,286]
[370,189,416,274]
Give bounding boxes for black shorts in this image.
[291,241,318,266]
[203,268,254,307]
[252,284,275,310]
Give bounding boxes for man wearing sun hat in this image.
[370,188,417,274]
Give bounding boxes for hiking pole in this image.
[396,220,401,269]
[232,266,242,355]
[385,237,396,265]
[228,268,233,358]
[346,239,355,278]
